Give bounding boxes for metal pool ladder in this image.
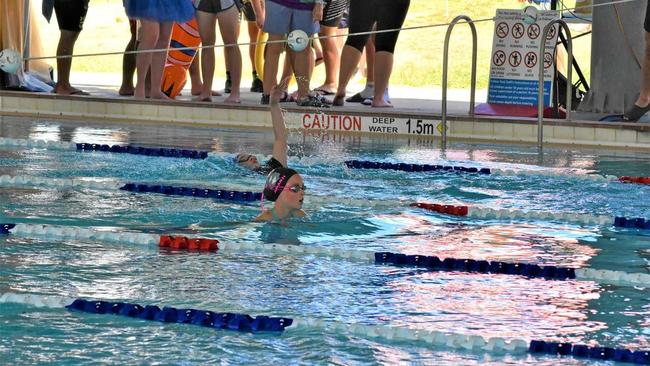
[441,15,477,146]
[537,19,573,149]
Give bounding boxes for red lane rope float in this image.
[409,203,469,217]
[619,176,650,185]
[158,235,219,252]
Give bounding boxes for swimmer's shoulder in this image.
[254,209,273,222]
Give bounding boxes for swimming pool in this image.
[0,115,649,365]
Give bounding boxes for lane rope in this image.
[1,292,648,364]
[2,223,649,286]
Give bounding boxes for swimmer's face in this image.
[279,174,305,210]
[236,154,261,170]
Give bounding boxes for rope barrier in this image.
[2,222,650,286]
[6,0,638,64]
[0,175,261,203]
[76,143,209,160]
[1,291,648,364]
[345,159,622,183]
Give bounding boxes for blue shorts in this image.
[263,1,319,36]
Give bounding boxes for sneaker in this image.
[224,72,232,94]
[250,77,263,93]
[260,94,270,105]
[296,95,330,108]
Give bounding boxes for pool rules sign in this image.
[488,9,560,106]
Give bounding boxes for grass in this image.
[32,0,592,89]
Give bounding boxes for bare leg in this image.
[219,6,242,103]
[263,34,285,97]
[635,32,650,108]
[149,21,173,100]
[189,50,222,96]
[372,51,392,108]
[53,30,82,95]
[119,20,138,96]
[196,10,218,101]
[247,22,259,72]
[134,20,159,99]
[291,45,312,100]
[189,50,203,95]
[333,45,362,105]
[315,25,339,93]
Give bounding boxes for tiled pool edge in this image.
[2,92,649,150]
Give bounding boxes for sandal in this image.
[279,91,296,103]
[345,92,366,103]
[296,95,331,108]
[623,103,650,122]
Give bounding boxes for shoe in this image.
[345,92,365,103]
[250,77,263,93]
[224,72,232,94]
[261,94,269,105]
[296,95,330,108]
[623,103,650,122]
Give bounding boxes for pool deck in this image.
[1,73,649,151]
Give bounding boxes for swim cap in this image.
[263,167,298,201]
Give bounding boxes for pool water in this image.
[0,116,649,365]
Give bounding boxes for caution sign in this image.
[488,8,560,107]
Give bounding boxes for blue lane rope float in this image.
[119,183,262,202]
[2,223,650,286]
[1,292,648,364]
[65,298,292,332]
[344,160,492,174]
[374,252,576,280]
[76,143,209,160]
[0,175,261,203]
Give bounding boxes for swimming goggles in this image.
[286,184,306,193]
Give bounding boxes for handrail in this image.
[537,19,573,149]
[441,15,477,146]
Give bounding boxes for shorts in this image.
[321,0,347,28]
[241,1,256,21]
[195,0,236,13]
[264,0,319,36]
[54,0,89,32]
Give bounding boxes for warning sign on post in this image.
[487,9,560,107]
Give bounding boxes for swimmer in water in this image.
[254,79,306,223]
[235,78,290,174]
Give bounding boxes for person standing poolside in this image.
[261,0,326,107]
[332,0,409,108]
[124,0,194,100]
[194,0,242,103]
[624,1,650,121]
[42,0,90,95]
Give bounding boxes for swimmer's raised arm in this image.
[270,78,290,167]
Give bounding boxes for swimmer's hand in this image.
[270,76,291,105]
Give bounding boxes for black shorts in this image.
[241,1,256,22]
[321,0,348,28]
[195,0,236,14]
[643,2,650,33]
[54,0,89,32]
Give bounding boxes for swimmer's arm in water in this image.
[270,78,290,167]
[254,210,273,222]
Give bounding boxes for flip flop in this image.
[313,87,335,95]
[599,114,625,122]
[70,89,90,95]
[623,103,650,122]
[345,92,366,103]
[279,91,296,103]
